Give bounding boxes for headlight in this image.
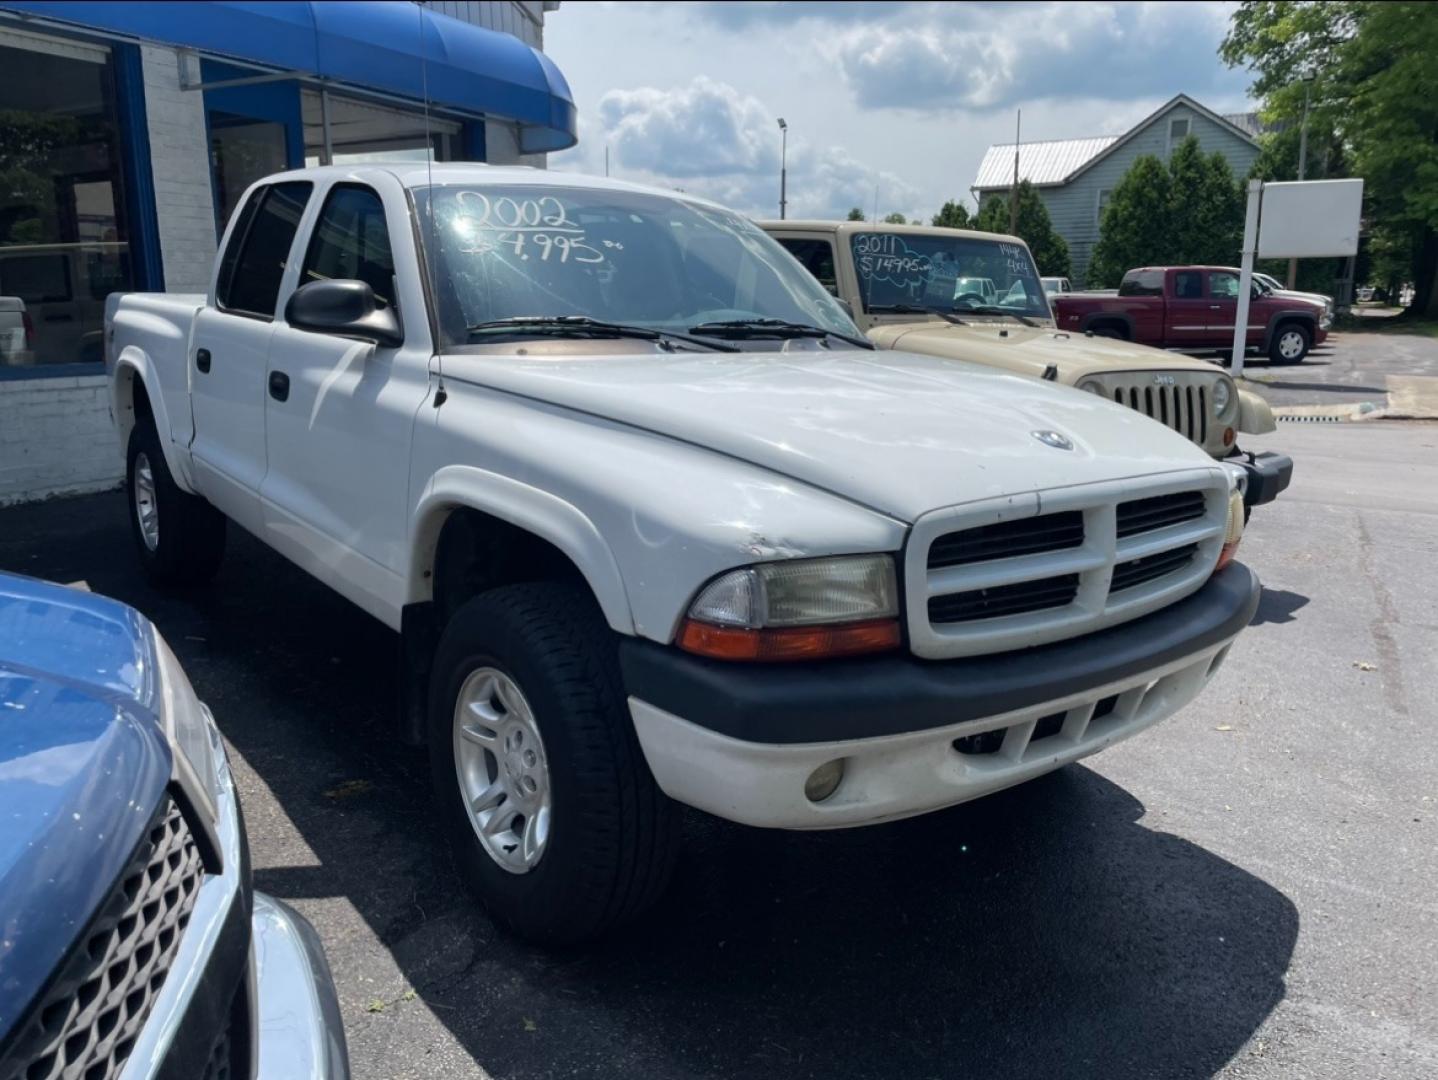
[1211,378,1232,417]
[1077,379,1106,397]
[153,631,222,821]
[679,555,901,661]
[1215,488,1245,573]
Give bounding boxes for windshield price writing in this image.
[453,191,608,264]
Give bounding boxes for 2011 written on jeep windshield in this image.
[417,186,858,348]
[851,233,1050,318]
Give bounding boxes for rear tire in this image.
[428,582,680,945]
[1089,323,1127,340]
[1268,322,1310,365]
[126,420,226,587]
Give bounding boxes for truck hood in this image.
[0,575,171,1039]
[440,346,1219,521]
[869,321,1229,384]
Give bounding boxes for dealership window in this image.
[302,90,459,167]
[0,28,133,372]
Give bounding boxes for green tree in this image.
[973,181,1072,277]
[1222,1,1438,314]
[1088,137,1244,286]
[846,207,865,221]
[1089,156,1175,287]
[883,212,907,224]
[931,200,971,228]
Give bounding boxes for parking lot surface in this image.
[1238,325,1438,411]
[3,401,1437,1076]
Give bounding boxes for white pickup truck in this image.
[107,165,1259,944]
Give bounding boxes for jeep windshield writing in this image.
[849,232,1051,319]
[417,185,857,348]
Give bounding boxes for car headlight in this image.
[153,630,223,821]
[1077,378,1106,397]
[1216,487,1245,572]
[679,554,901,661]
[1211,377,1232,417]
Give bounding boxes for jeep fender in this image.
[1236,387,1277,435]
[408,464,635,635]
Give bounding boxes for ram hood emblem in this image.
[1031,430,1074,451]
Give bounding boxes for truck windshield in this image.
[414,184,859,349]
[849,232,1051,320]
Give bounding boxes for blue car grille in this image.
[0,797,203,1080]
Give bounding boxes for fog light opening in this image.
[804,758,846,803]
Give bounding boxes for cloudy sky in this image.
[545,1,1255,222]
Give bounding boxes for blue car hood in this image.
[0,575,171,1039]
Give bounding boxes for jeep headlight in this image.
[1211,378,1232,417]
[1077,378,1106,397]
[153,630,222,821]
[679,555,901,661]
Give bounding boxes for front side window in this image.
[300,185,395,307]
[217,182,313,318]
[1209,271,1240,300]
[776,238,839,295]
[846,231,1049,318]
[416,184,857,348]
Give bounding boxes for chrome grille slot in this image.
[929,573,1080,623]
[1116,491,1206,537]
[1100,372,1221,453]
[905,470,1230,659]
[927,510,1083,569]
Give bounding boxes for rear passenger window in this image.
[217,181,313,318]
[1118,270,1164,297]
[299,185,396,308]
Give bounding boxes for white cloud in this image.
[552,78,921,222]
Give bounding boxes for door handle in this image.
[268,370,290,402]
[1209,304,1223,309]
[196,348,211,373]
[43,313,74,323]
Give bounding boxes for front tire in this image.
[126,420,226,587]
[428,582,680,944]
[1269,322,1310,364]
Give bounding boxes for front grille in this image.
[908,474,1227,659]
[0,798,203,1080]
[1111,543,1199,592]
[927,511,1084,569]
[1117,491,1207,538]
[929,574,1079,624]
[1113,382,1208,446]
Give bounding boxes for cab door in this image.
[260,179,433,627]
[189,181,312,533]
[1163,268,1212,347]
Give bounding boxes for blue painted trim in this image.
[0,363,105,382]
[110,43,164,292]
[462,120,487,163]
[3,1,577,150]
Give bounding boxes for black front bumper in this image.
[1237,450,1294,507]
[621,562,1260,745]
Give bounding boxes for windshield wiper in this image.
[866,303,968,325]
[466,316,739,353]
[686,318,874,350]
[954,305,1039,328]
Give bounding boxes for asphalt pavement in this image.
[2,359,1436,1079]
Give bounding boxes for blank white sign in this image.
[1258,179,1364,258]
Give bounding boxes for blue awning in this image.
[2,0,577,152]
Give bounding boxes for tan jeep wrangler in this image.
[762,220,1292,510]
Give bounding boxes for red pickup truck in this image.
[1052,266,1331,364]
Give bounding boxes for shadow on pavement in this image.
[1250,589,1311,627]
[0,493,1299,1080]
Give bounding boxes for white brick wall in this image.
[141,45,218,296]
[0,376,122,506]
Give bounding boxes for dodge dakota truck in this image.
[1052,265,1331,363]
[107,166,1259,943]
[763,221,1293,510]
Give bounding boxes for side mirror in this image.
[285,279,402,347]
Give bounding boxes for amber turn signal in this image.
[677,617,902,662]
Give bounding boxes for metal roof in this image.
[1222,112,1264,138]
[971,136,1118,191]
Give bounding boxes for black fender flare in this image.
[1264,309,1317,350]
[1080,311,1136,339]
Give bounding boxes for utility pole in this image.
[777,118,788,219]
[1287,74,1314,288]
[1009,109,1020,235]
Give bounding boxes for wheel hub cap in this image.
[134,453,159,551]
[1280,331,1303,358]
[452,668,551,874]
